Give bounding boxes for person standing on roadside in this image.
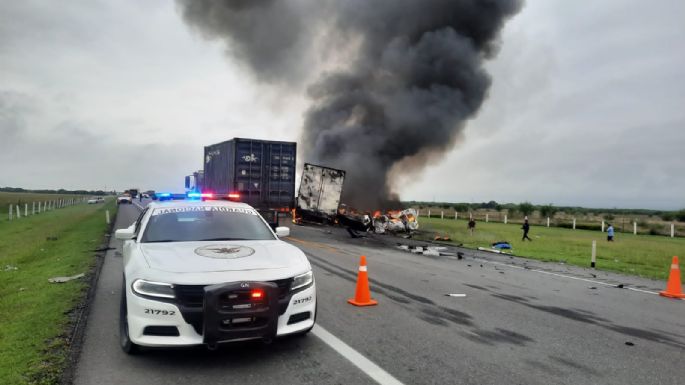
[522,218,532,241]
[607,223,615,241]
[468,217,476,235]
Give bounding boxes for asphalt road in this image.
[74,201,685,385]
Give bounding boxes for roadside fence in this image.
[6,197,89,222]
[417,209,680,238]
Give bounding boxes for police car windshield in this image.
[141,206,276,243]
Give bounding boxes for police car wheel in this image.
[119,281,140,354]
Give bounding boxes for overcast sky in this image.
[1,1,683,209]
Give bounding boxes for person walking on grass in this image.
[607,223,615,242]
[468,217,476,235]
[522,218,532,241]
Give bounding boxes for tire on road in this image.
[119,280,140,354]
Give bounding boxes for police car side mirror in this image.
[115,228,136,240]
[275,227,290,238]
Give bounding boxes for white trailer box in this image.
[297,163,345,219]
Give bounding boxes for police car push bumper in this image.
[126,280,316,347]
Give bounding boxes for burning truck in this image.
[294,163,345,225]
[293,163,418,236]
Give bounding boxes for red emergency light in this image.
[250,289,264,299]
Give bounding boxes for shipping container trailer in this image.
[203,138,296,227]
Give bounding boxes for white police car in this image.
[115,197,316,353]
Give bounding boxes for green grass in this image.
[0,200,116,384]
[418,218,685,280]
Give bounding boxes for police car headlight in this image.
[291,270,313,291]
[132,279,175,299]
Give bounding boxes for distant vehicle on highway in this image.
[128,188,139,199]
[184,170,204,194]
[87,197,105,204]
[117,194,133,205]
[115,197,315,353]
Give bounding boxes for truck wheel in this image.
[120,282,140,354]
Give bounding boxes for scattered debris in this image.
[616,284,625,289]
[18,287,26,292]
[3,265,18,271]
[499,271,505,274]
[434,235,451,241]
[445,293,466,297]
[395,244,456,257]
[477,246,510,255]
[457,252,464,260]
[588,286,597,290]
[467,264,472,267]
[590,273,597,278]
[92,247,115,252]
[46,236,58,241]
[480,264,483,268]
[48,273,85,283]
[491,241,512,249]
[625,341,634,346]
[346,227,367,238]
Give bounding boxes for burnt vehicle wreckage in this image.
[186,138,419,238]
[292,163,419,237]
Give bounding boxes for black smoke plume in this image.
[177,0,523,209]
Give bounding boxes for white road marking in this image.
[446,293,467,297]
[312,325,405,385]
[470,256,667,296]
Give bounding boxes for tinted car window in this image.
[141,206,275,242]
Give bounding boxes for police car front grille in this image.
[174,285,205,308]
[174,278,294,334]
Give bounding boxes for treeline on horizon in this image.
[0,187,113,196]
[402,200,685,221]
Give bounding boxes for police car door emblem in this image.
[195,245,255,259]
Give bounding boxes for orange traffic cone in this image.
[660,256,685,299]
[348,255,378,306]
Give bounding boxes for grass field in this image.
[418,217,685,281]
[0,199,115,384]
